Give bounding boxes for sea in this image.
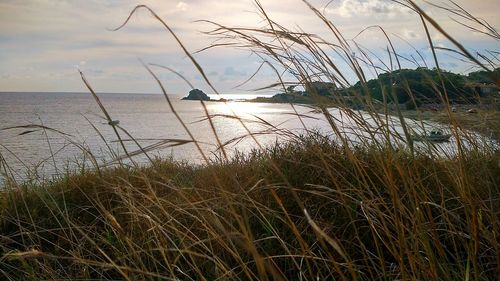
[0,91,485,184]
[0,92,333,183]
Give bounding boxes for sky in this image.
[0,0,498,96]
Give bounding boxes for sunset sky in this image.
[1,0,498,95]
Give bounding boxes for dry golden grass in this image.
[1,135,498,280]
[1,0,499,280]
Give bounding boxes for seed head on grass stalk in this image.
[79,71,135,166]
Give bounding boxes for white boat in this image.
[414,131,451,142]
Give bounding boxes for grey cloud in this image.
[403,30,420,40]
[326,0,410,18]
[442,62,458,68]
[1,0,498,93]
[224,66,245,76]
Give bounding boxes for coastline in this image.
[239,96,500,141]
[233,95,499,141]
[394,108,500,142]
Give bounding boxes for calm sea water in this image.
[1,92,484,183]
[0,92,335,182]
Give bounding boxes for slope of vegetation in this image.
[1,135,498,280]
[252,67,500,105]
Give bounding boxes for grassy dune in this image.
[1,0,499,280]
[1,135,498,280]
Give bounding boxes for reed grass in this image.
[1,0,499,280]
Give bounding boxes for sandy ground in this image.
[396,109,500,141]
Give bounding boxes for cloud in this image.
[0,0,498,93]
[431,32,445,42]
[176,1,188,12]
[224,66,246,77]
[403,29,420,40]
[325,0,410,19]
[442,62,458,68]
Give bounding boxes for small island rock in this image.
[182,89,211,101]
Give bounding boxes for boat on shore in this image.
[413,131,452,142]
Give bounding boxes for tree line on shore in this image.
[275,67,499,106]
[348,67,500,105]
[182,67,499,107]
